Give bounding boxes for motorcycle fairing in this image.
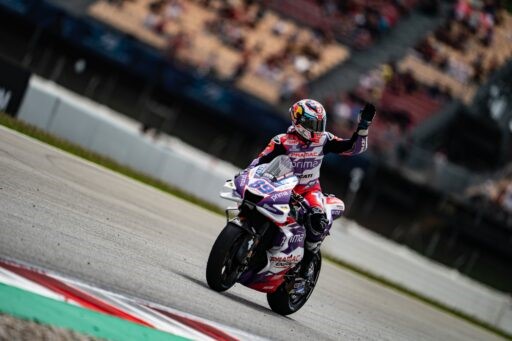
[240,220,305,293]
[220,165,299,224]
[323,195,345,223]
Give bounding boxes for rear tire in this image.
[206,222,248,292]
[266,252,322,315]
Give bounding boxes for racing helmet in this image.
[289,99,327,142]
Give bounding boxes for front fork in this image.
[225,207,270,276]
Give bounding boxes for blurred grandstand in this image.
[1,0,512,292]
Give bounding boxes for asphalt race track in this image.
[0,126,502,341]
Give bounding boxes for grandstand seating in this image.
[88,0,512,156]
[399,53,477,103]
[327,5,512,155]
[268,0,418,49]
[325,60,445,155]
[88,0,350,103]
[401,9,512,104]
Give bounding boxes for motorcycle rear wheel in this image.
[266,251,322,315]
[206,222,248,292]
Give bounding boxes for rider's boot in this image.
[293,209,329,294]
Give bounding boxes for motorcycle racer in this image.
[247,99,375,266]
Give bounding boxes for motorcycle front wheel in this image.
[206,222,249,292]
[266,251,322,315]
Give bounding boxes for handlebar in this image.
[291,191,310,210]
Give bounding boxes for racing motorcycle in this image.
[206,155,345,315]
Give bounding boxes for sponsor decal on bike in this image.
[271,191,289,202]
[284,139,299,146]
[271,254,302,268]
[262,204,285,215]
[237,173,248,188]
[270,255,301,263]
[289,151,319,158]
[292,159,321,169]
[331,210,343,219]
[289,233,305,244]
[255,166,265,176]
[275,177,296,186]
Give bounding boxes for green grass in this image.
[1,112,511,340]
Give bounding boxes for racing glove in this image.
[356,103,376,136]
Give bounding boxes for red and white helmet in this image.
[289,99,327,142]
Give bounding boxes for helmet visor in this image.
[302,117,326,133]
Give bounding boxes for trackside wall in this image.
[16,75,512,334]
[17,76,238,208]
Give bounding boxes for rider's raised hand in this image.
[361,103,376,122]
[357,103,376,135]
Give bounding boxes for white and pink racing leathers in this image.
[248,126,368,221]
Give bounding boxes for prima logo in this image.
[292,159,321,169]
[289,233,304,244]
[271,191,289,202]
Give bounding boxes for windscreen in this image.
[263,155,294,181]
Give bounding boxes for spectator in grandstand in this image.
[333,93,354,123]
[231,48,252,81]
[320,0,339,16]
[279,77,301,103]
[446,56,471,84]
[271,18,288,37]
[144,1,166,35]
[414,36,437,62]
[375,122,401,156]
[204,17,246,50]
[253,4,266,25]
[359,69,385,102]
[454,0,471,22]
[256,57,279,82]
[381,61,394,83]
[197,52,219,77]
[166,30,192,60]
[487,57,499,75]
[294,55,313,79]
[164,0,185,21]
[198,0,212,7]
[427,83,450,101]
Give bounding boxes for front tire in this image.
[267,251,322,315]
[206,222,248,292]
